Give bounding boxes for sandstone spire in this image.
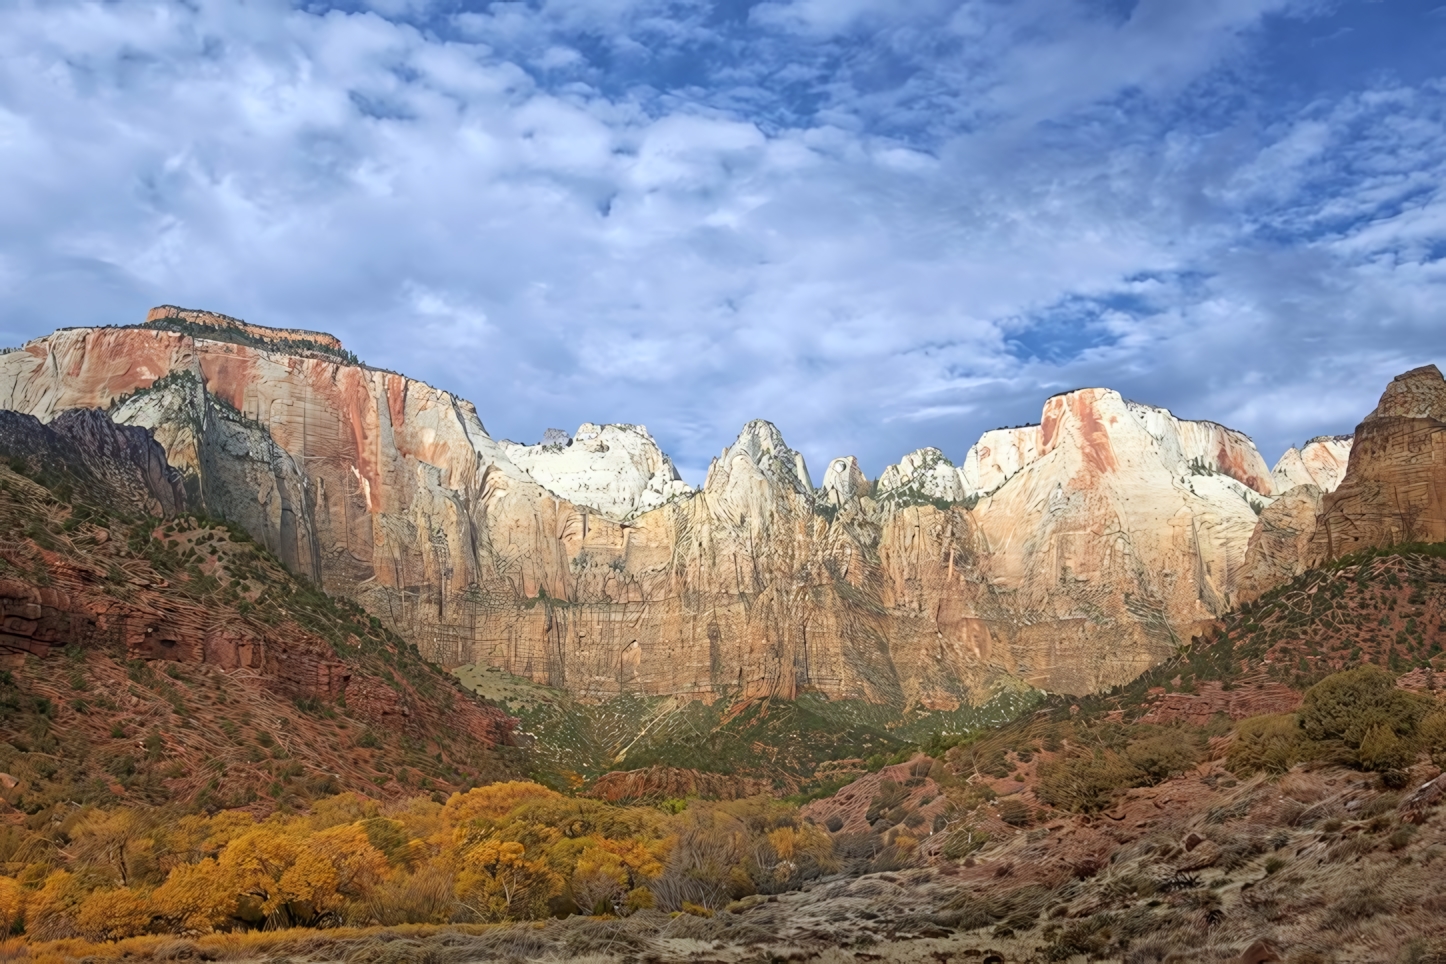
[820,455,870,506]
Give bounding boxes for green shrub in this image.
[1299,665,1432,748]
[1123,728,1200,784]
[1227,713,1315,775]
[1036,750,1143,813]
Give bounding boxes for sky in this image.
[1,0,1444,483]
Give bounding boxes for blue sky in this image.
[1,0,1443,482]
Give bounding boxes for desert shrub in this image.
[1036,750,1143,812]
[1389,825,1418,851]
[997,797,1032,826]
[1325,886,1390,930]
[74,886,151,940]
[1228,713,1314,774]
[1300,665,1434,767]
[1418,709,1446,768]
[1124,728,1201,784]
[940,826,990,859]
[363,862,456,925]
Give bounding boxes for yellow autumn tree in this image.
[275,824,389,926]
[0,875,23,936]
[151,858,234,932]
[68,809,154,888]
[454,839,561,922]
[25,870,86,940]
[571,846,627,914]
[74,887,151,941]
[214,825,302,925]
[443,782,562,827]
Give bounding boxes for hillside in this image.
[0,411,522,817]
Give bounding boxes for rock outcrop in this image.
[875,448,968,505]
[0,309,1302,702]
[965,389,1272,691]
[0,408,186,516]
[500,423,691,522]
[1308,364,1446,561]
[820,456,870,506]
[1235,484,1325,601]
[960,427,1042,497]
[1271,436,1353,493]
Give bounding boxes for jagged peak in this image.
[876,446,967,505]
[706,419,813,497]
[1367,363,1446,422]
[501,420,691,521]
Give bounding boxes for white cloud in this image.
[0,0,1440,483]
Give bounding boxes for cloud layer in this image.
[0,0,1443,481]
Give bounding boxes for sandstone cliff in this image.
[0,309,1296,702]
[1271,435,1353,493]
[964,389,1271,691]
[1235,484,1325,601]
[1307,364,1446,561]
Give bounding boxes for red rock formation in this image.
[146,305,344,351]
[1308,364,1446,562]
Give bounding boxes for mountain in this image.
[0,406,519,813]
[1309,363,1446,558]
[0,307,1377,714]
[1236,364,1446,599]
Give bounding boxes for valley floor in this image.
[16,756,1446,964]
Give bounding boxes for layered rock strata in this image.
[1308,364,1446,560]
[0,309,1304,701]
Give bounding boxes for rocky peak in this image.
[1121,396,1273,495]
[705,420,813,498]
[1271,435,1353,494]
[1367,364,1446,421]
[820,455,870,506]
[500,422,692,522]
[1305,363,1446,562]
[875,447,966,504]
[959,426,1042,498]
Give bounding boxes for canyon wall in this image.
[0,308,1369,703]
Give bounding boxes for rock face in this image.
[875,448,967,505]
[1236,484,1325,601]
[820,456,869,506]
[500,423,691,522]
[1271,436,1353,494]
[0,408,186,516]
[0,309,1299,702]
[960,427,1042,497]
[965,389,1272,691]
[1308,364,1446,561]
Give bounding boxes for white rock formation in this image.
[1271,436,1353,494]
[968,387,1274,691]
[820,456,870,506]
[875,447,967,504]
[960,427,1042,498]
[501,422,692,522]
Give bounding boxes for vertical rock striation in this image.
[1308,365,1446,560]
[0,308,1325,703]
